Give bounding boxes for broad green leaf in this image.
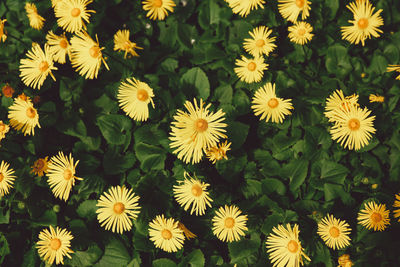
[181,67,210,99]
[153,258,177,267]
[94,237,131,267]
[70,245,103,267]
[320,160,349,184]
[228,239,259,263]
[76,200,97,220]
[284,159,309,193]
[96,114,132,145]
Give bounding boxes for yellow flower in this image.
[206,140,231,164]
[149,214,185,252]
[357,201,390,231]
[324,90,359,123]
[251,82,294,123]
[2,84,15,98]
[0,19,7,42]
[54,0,95,33]
[288,21,314,45]
[393,194,400,222]
[46,31,71,64]
[341,0,383,46]
[317,214,351,250]
[142,0,176,20]
[25,3,45,30]
[243,26,277,57]
[51,0,63,8]
[278,0,311,22]
[178,222,197,240]
[96,185,141,234]
[338,254,353,267]
[369,94,384,103]
[114,29,143,59]
[225,0,265,17]
[46,152,82,201]
[173,172,213,216]
[234,55,268,83]
[0,121,10,144]
[387,64,400,80]
[70,31,109,79]
[169,98,227,164]
[0,161,16,198]
[36,225,74,265]
[330,105,376,150]
[117,77,155,121]
[212,205,248,242]
[19,44,57,90]
[8,97,40,136]
[266,224,311,267]
[31,157,49,177]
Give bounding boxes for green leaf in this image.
[134,142,166,171]
[213,84,233,104]
[161,58,179,72]
[261,213,283,235]
[320,160,349,184]
[226,121,249,150]
[325,44,352,78]
[181,67,210,100]
[103,151,136,175]
[96,114,132,145]
[76,200,97,220]
[0,233,10,264]
[182,249,205,267]
[153,258,177,267]
[94,237,131,267]
[326,0,339,20]
[70,245,103,267]
[31,210,57,226]
[228,239,259,264]
[284,159,309,194]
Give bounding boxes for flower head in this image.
[169,99,227,164]
[31,157,49,177]
[324,90,359,123]
[317,214,351,250]
[178,222,197,240]
[0,161,16,198]
[19,44,57,90]
[96,185,141,234]
[393,194,400,222]
[212,205,248,242]
[243,26,277,57]
[8,97,40,136]
[114,29,143,59]
[387,64,400,80]
[142,0,176,20]
[338,254,353,267]
[357,201,390,231]
[36,225,74,265]
[54,0,95,33]
[266,224,311,267]
[149,214,185,252]
[0,121,10,144]
[51,0,63,8]
[225,0,265,17]
[2,84,15,98]
[234,55,268,83]
[206,140,231,164]
[25,3,45,30]
[117,77,155,121]
[369,94,384,103]
[46,31,71,64]
[0,19,7,42]
[341,0,383,46]
[46,152,82,201]
[288,21,314,45]
[278,0,311,22]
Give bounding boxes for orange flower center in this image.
[358,18,369,29]
[89,46,101,58]
[224,217,235,228]
[50,238,62,250]
[195,119,208,132]
[63,169,73,180]
[136,89,149,101]
[0,124,5,132]
[371,212,382,223]
[0,173,3,182]
[296,0,305,8]
[298,28,306,36]
[255,39,265,47]
[123,41,132,50]
[154,0,163,7]
[287,240,299,253]
[39,61,49,72]
[113,202,125,214]
[71,7,81,17]
[247,62,256,71]
[191,184,203,197]
[161,229,172,240]
[268,98,279,108]
[348,118,360,131]
[26,107,37,119]
[329,226,340,238]
[59,39,68,49]
[2,85,14,97]
[36,159,45,169]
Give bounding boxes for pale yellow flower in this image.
[142,0,176,20]
[206,140,231,164]
[114,29,143,58]
[149,214,185,252]
[234,55,268,83]
[46,31,71,64]
[317,214,351,250]
[0,19,7,42]
[0,121,10,144]
[8,97,40,136]
[0,160,16,198]
[357,201,390,231]
[278,0,311,22]
[212,205,248,242]
[225,0,265,17]
[243,26,276,57]
[54,0,95,33]
[25,3,45,30]
[288,21,314,45]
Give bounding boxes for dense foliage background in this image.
[1,0,400,266]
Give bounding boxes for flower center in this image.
[0,173,3,182]
[63,169,73,180]
[123,41,132,50]
[255,39,265,47]
[26,107,37,118]
[287,240,299,253]
[296,0,305,8]
[161,229,172,240]
[59,39,68,49]
[371,212,382,223]
[268,98,279,108]
[39,61,49,72]
[50,238,61,250]
[0,124,5,131]
[136,89,149,101]
[348,118,360,131]
[191,184,203,197]
[195,119,208,132]
[36,159,45,168]
[329,226,340,238]
[358,18,369,29]
[224,217,235,228]
[71,7,81,17]
[154,0,163,7]
[113,202,125,214]
[247,62,256,71]
[298,28,306,36]
[89,46,101,58]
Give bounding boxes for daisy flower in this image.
[387,64,400,80]
[341,0,383,46]
[142,0,176,20]
[8,97,40,136]
[330,105,376,150]
[31,157,49,177]
[369,94,384,103]
[117,77,155,121]
[288,21,314,45]
[70,31,109,79]
[114,29,143,59]
[324,90,359,122]
[338,254,353,267]
[234,55,268,83]
[0,19,7,42]
[169,98,227,164]
[0,121,10,144]
[225,0,265,17]
[46,152,82,201]
[96,185,141,234]
[243,26,277,57]
[2,84,15,98]
[25,3,45,30]
[266,224,311,267]
[173,172,213,216]
[357,201,390,231]
[36,225,74,265]
[149,214,185,253]
[317,214,351,250]
[206,140,231,164]
[252,83,294,123]
[278,0,311,22]
[19,44,57,90]
[393,194,400,222]
[54,0,95,33]
[46,31,71,64]
[0,161,16,198]
[212,205,248,242]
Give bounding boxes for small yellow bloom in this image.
[0,19,7,42]
[0,121,10,144]
[317,214,351,250]
[46,31,71,64]
[0,160,16,198]
[8,97,40,136]
[225,0,265,17]
[114,29,143,59]
[288,21,314,45]
[234,55,268,83]
[338,254,353,267]
[31,157,49,177]
[25,3,45,30]
[393,194,400,222]
[142,0,176,20]
[387,64,400,80]
[54,0,95,33]
[178,222,197,240]
[212,205,248,242]
[357,201,390,231]
[278,0,311,22]
[149,214,185,253]
[206,140,231,164]
[243,26,277,57]
[2,84,15,98]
